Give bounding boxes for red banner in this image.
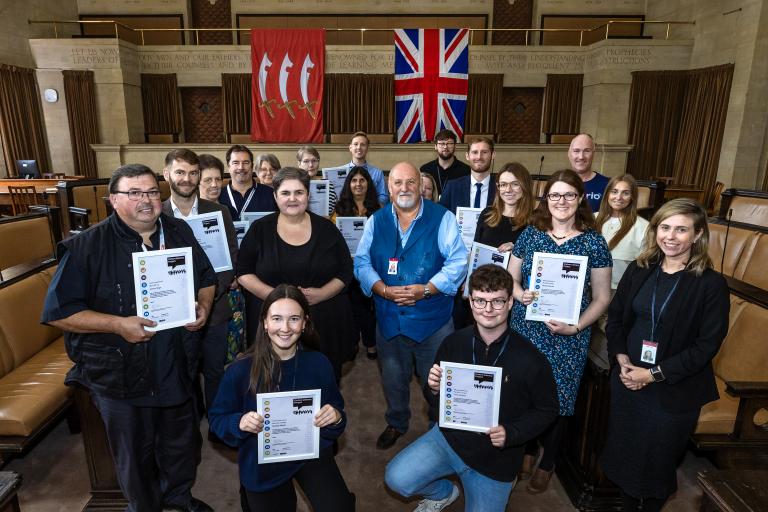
[250,29,325,143]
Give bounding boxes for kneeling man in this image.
[385,264,558,511]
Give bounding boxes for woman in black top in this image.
[335,167,381,359]
[237,168,356,381]
[600,199,729,511]
[474,163,535,252]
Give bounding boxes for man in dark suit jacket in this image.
[439,136,497,214]
[161,149,238,430]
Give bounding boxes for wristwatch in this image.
[650,365,666,382]
[423,286,432,300]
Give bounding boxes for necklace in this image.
[549,230,573,240]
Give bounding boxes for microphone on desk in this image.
[92,185,100,222]
[537,156,545,199]
[720,208,733,275]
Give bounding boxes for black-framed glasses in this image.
[546,192,579,202]
[436,141,455,147]
[498,181,521,191]
[113,190,161,201]
[470,296,509,310]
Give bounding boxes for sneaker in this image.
[413,484,460,512]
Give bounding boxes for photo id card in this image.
[388,258,398,275]
[641,340,658,364]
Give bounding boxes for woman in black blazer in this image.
[600,198,729,512]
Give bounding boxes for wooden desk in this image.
[698,470,768,512]
[0,179,74,212]
[665,184,705,204]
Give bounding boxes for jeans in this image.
[385,425,515,512]
[377,319,454,433]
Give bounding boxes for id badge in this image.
[387,258,399,275]
[640,340,658,364]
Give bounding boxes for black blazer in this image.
[438,174,497,213]
[606,261,730,413]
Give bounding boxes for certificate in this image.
[463,242,511,298]
[322,167,349,196]
[257,389,321,464]
[439,361,502,433]
[524,251,588,325]
[183,211,232,272]
[308,180,330,216]
[335,216,367,255]
[455,207,482,251]
[233,220,249,248]
[241,211,271,225]
[132,247,196,331]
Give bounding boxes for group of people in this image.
[41,130,730,512]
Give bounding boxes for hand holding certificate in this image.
[183,211,232,272]
[438,361,502,433]
[335,216,367,255]
[132,248,196,331]
[257,389,321,464]
[463,242,511,298]
[455,207,482,251]
[524,251,588,325]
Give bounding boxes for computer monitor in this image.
[16,160,41,179]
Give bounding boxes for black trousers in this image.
[244,447,355,512]
[200,321,228,411]
[349,280,376,349]
[91,394,200,512]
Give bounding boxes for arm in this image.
[238,273,274,301]
[48,311,157,343]
[185,284,215,331]
[606,263,635,363]
[426,211,469,296]
[499,362,560,448]
[372,168,389,205]
[545,267,611,336]
[208,362,255,447]
[353,215,383,297]
[316,357,347,439]
[300,223,354,305]
[300,278,345,306]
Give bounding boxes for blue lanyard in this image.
[472,333,510,367]
[140,218,165,252]
[650,267,681,342]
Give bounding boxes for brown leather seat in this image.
[728,195,768,227]
[0,215,54,270]
[707,223,760,277]
[735,233,768,290]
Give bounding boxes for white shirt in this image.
[469,174,491,210]
[170,196,199,219]
[598,214,649,289]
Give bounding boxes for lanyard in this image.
[140,218,165,252]
[472,333,510,367]
[227,184,256,221]
[650,267,681,342]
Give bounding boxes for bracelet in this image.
[575,324,581,334]
[382,285,388,299]
[333,414,344,426]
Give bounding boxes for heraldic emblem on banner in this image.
[250,29,325,143]
[394,28,469,143]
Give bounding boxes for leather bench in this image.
[0,213,55,271]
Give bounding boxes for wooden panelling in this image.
[180,87,224,144]
[500,87,543,144]
[190,0,232,45]
[491,0,533,45]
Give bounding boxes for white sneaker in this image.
[413,484,460,512]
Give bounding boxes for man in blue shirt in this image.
[568,133,610,212]
[354,162,467,450]
[345,132,388,204]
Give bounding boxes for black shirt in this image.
[420,158,471,194]
[474,207,526,248]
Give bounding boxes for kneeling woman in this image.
[209,284,355,512]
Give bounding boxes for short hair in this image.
[255,153,281,171]
[272,167,310,193]
[433,129,458,143]
[225,144,253,165]
[467,136,494,153]
[296,145,320,162]
[636,198,712,276]
[108,164,158,194]
[164,148,199,168]
[531,169,595,232]
[350,131,369,144]
[468,264,514,296]
[569,133,595,149]
[198,154,224,177]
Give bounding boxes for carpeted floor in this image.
[6,348,712,511]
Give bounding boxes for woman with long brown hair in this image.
[209,284,355,511]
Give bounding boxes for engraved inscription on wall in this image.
[70,47,122,66]
[326,51,395,73]
[138,52,251,72]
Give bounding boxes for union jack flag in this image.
[394,28,469,144]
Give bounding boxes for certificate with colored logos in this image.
[257,389,321,464]
[455,207,483,251]
[335,216,367,255]
[463,242,511,298]
[183,211,232,272]
[439,361,502,433]
[524,252,588,325]
[308,180,330,217]
[132,247,196,332]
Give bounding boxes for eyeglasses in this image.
[300,159,319,165]
[546,192,579,202]
[470,297,509,310]
[436,141,455,147]
[498,181,521,191]
[113,190,161,201]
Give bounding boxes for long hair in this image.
[595,174,640,251]
[636,198,712,276]
[335,166,380,217]
[248,284,321,395]
[531,169,595,232]
[420,172,439,201]
[483,162,534,229]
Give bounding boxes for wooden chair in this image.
[67,207,91,236]
[42,173,66,179]
[708,181,725,216]
[8,186,39,215]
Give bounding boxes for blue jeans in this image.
[385,425,515,512]
[377,319,453,433]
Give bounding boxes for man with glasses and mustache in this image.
[354,162,467,450]
[420,129,470,195]
[385,264,558,512]
[42,164,217,512]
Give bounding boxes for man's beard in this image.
[395,193,417,209]
[170,181,197,198]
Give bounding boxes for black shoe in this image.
[366,350,378,360]
[376,425,403,450]
[163,497,214,512]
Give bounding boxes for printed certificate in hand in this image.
[257,389,321,464]
[308,180,330,217]
[132,247,196,331]
[233,220,249,248]
[439,361,502,433]
[322,167,349,197]
[335,216,367,255]
[183,211,232,272]
[525,251,588,325]
[241,211,271,226]
[463,242,511,298]
[455,207,483,251]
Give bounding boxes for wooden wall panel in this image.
[190,0,232,45]
[181,87,224,144]
[500,87,543,144]
[491,0,533,45]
